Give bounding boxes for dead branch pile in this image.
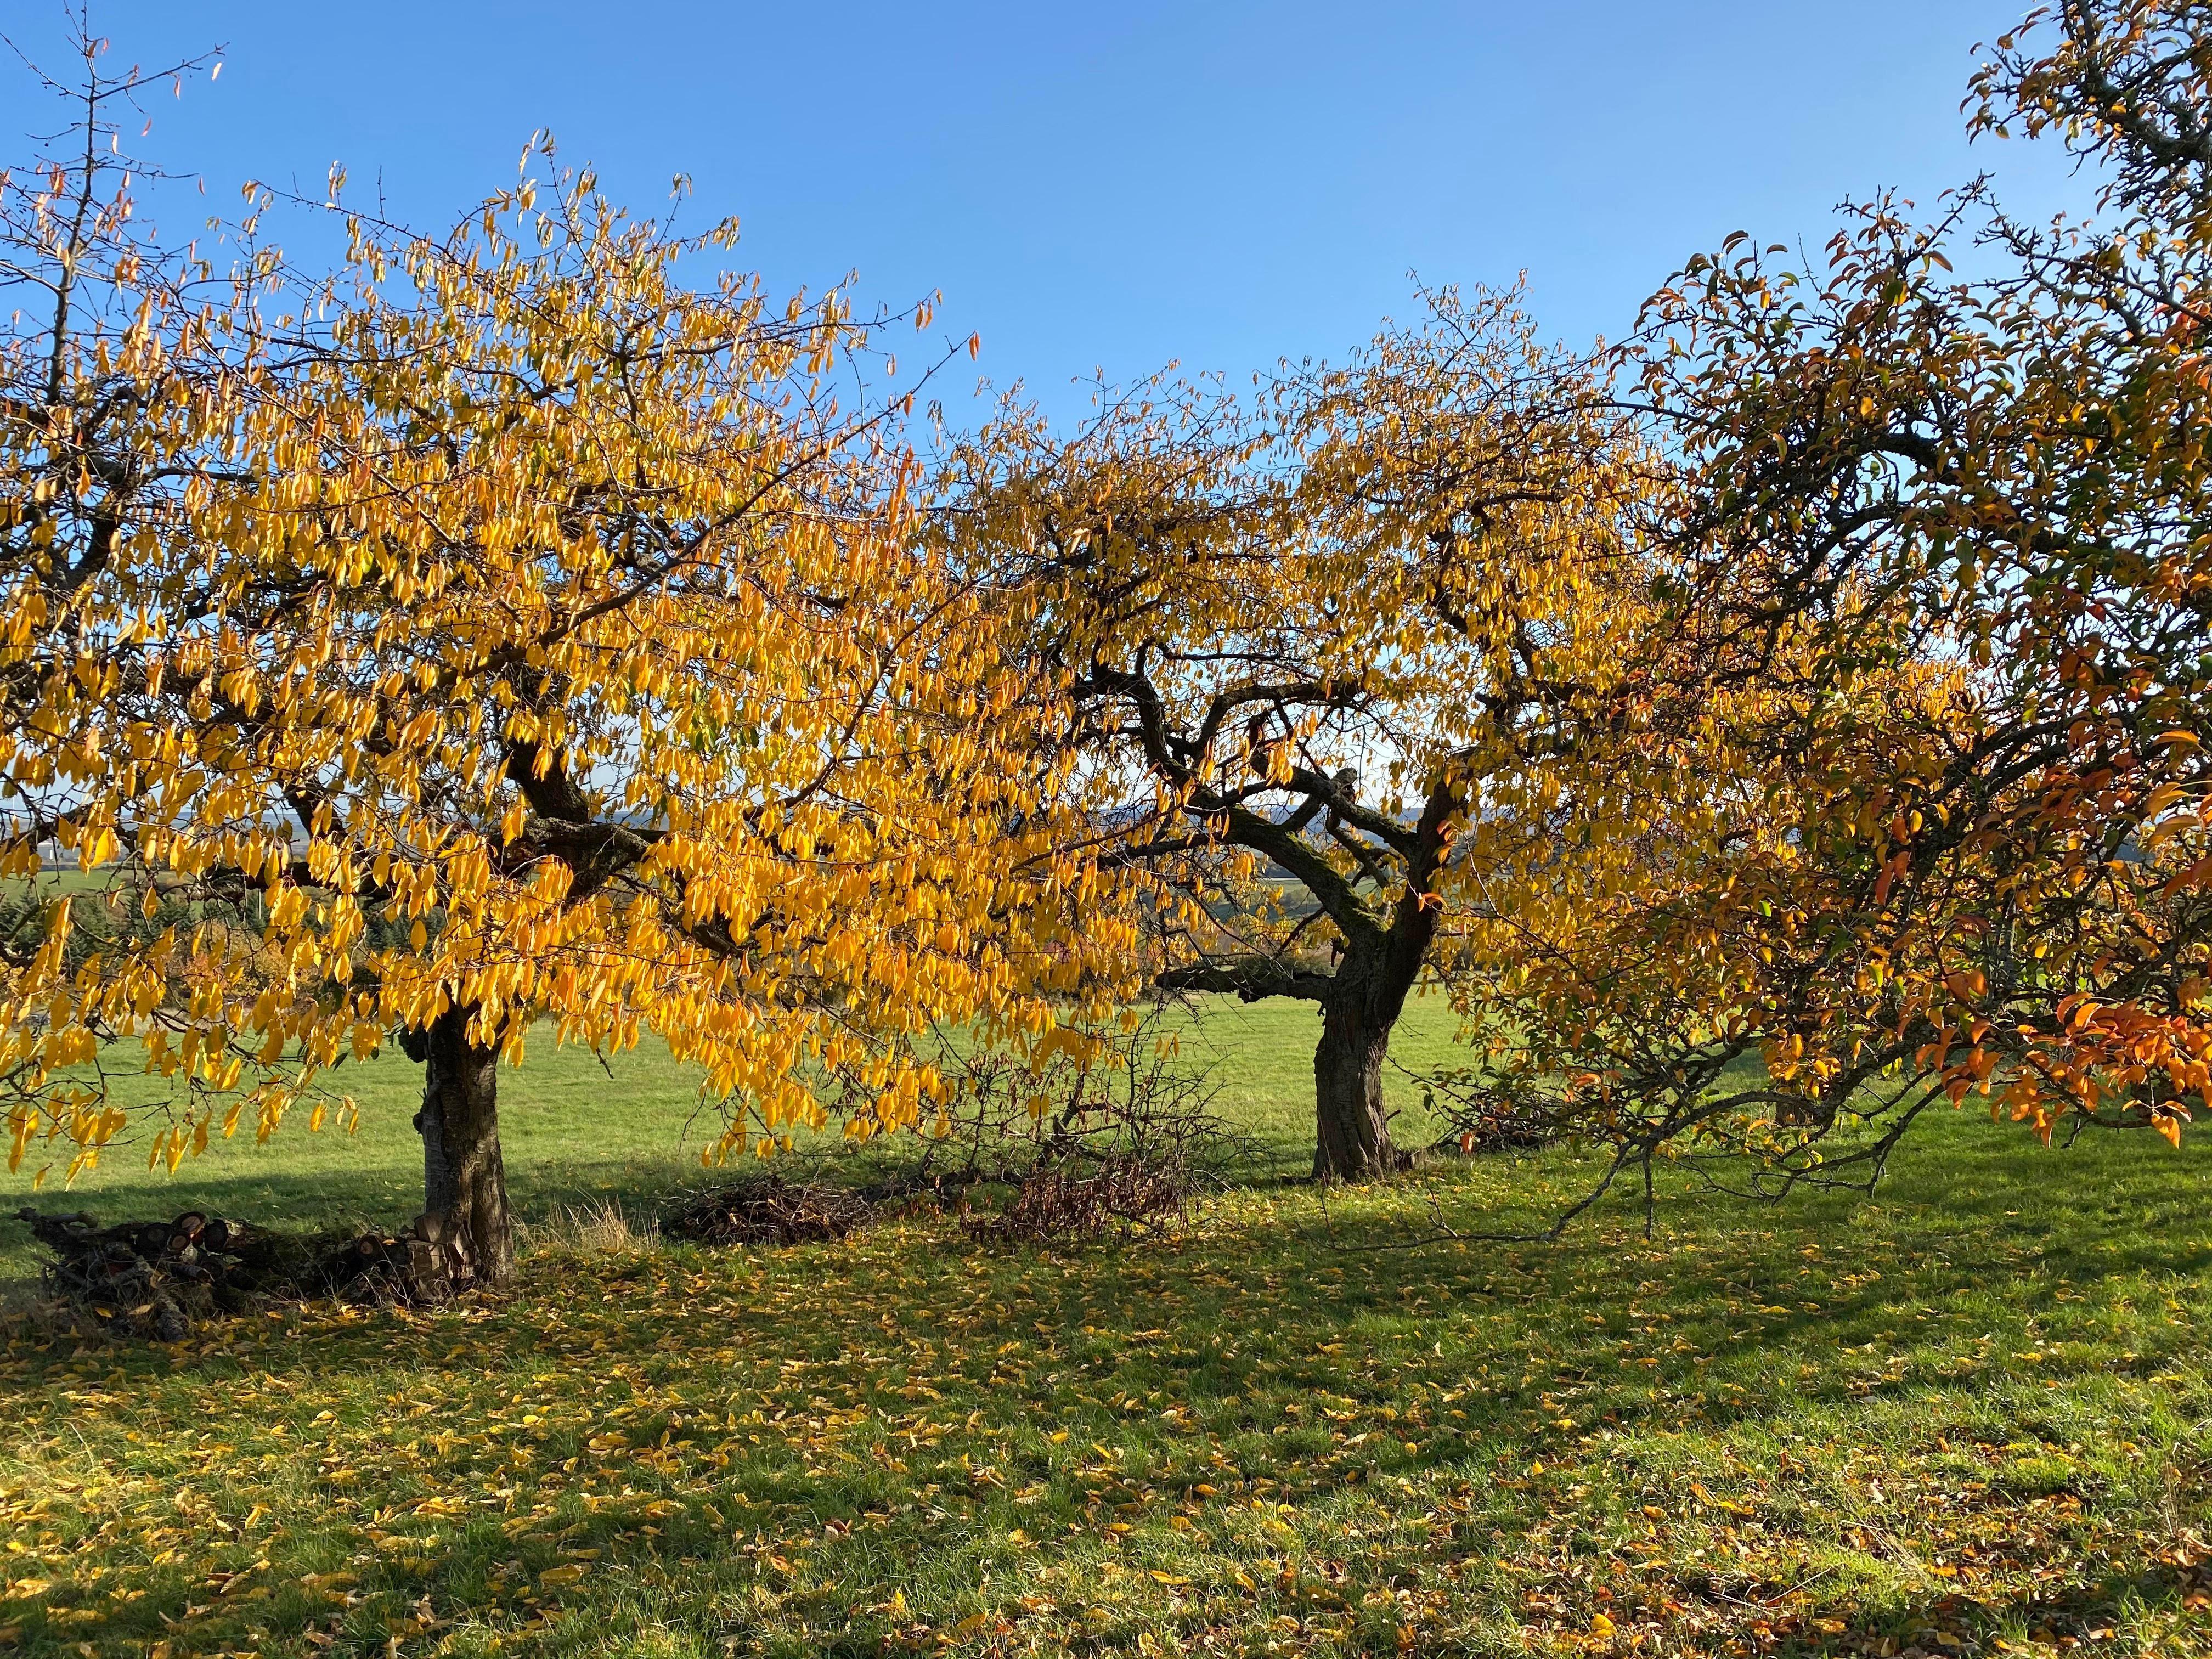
[940,1009,1245,1242]
[13,1206,478,1340]
[313,1210,477,1306]
[661,1175,872,1247]
[18,1209,298,1340]
[967,1152,1190,1243]
[655,1012,1240,1249]
[1421,1070,1566,1155]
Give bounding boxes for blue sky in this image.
[8,2,2089,420]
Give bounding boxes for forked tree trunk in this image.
[416,1003,516,1286]
[1313,998,1395,1180]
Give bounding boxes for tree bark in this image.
[1313,996,1396,1180]
[1308,864,1443,1181]
[416,1003,515,1286]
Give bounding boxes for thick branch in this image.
[1158,956,1335,1003]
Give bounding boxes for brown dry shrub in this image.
[941,1008,1245,1243]
[1420,1070,1566,1155]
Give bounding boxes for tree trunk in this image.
[1313,997,1397,1180]
[416,1003,516,1286]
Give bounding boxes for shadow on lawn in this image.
[3,1114,2211,1657]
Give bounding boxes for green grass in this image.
[2,1023,730,1273]
[0,996,1468,1272]
[3,866,123,896]
[3,1005,2211,1657]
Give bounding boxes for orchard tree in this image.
[1,47,1127,1279]
[1,31,263,1163]
[1451,0,2212,1214]
[947,291,1685,1178]
[1684,0,2209,1146]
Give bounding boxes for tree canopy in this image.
[943,0,2212,1192]
[5,0,2210,1239]
[943,289,1694,1178]
[1597,0,2212,1171]
[2,46,1125,1276]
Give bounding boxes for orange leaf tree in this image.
[1565,0,2212,1184]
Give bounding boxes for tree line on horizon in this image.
[2,0,2207,1282]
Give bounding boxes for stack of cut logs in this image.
[317,1209,478,1306]
[14,1206,477,1340]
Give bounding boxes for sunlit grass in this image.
[0,996,1468,1274]
[3,1072,2210,1656]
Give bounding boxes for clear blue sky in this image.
[8,2,2087,420]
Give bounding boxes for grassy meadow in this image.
[1,998,2210,1657]
[0,992,1469,1274]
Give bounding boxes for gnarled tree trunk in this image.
[1313,997,1395,1179]
[415,1003,516,1286]
[1311,922,1432,1180]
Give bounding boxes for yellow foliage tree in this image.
[1414,0,2212,1220]
[2,53,1126,1279]
[945,289,1688,1177]
[1593,0,2212,1177]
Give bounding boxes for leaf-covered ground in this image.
[4,1105,2211,1657]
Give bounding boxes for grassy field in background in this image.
[2,996,2211,1657]
[0,994,1471,1272]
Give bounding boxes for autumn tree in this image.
[949,0,2212,1200]
[2,31,258,1157]
[945,291,1679,1179]
[2,40,1127,1279]
[1444,0,2212,1213]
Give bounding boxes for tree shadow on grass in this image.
[2,1114,2210,1656]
